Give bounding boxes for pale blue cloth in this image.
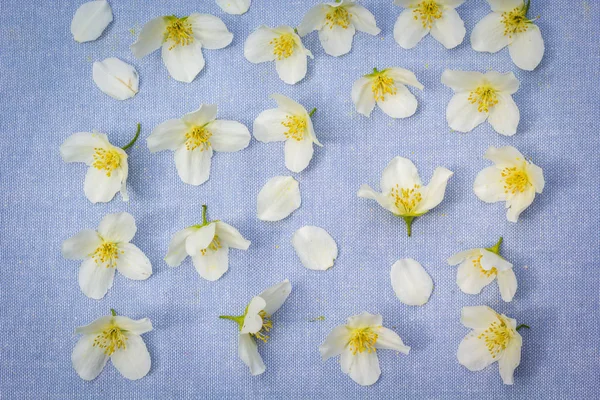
[0,0,598,399]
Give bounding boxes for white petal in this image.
[377,84,418,119]
[72,334,109,380]
[297,4,327,36]
[182,104,218,126]
[348,4,381,35]
[161,42,205,83]
[258,279,292,315]
[147,119,187,153]
[216,0,251,15]
[318,24,356,57]
[207,121,251,152]
[488,94,520,136]
[356,184,395,213]
[238,333,266,376]
[393,9,428,49]
[97,212,136,243]
[470,12,509,53]
[386,68,424,90]
[92,58,138,100]
[460,305,499,329]
[319,325,350,361]
[374,327,410,354]
[487,0,524,12]
[164,228,195,267]
[78,258,116,299]
[185,223,217,256]
[346,312,382,328]
[380,156,422,193]
[111,334,151,380]
[253,109,288,142]
[256,176,301,222]
[131,17,168,59]
[113,316,153,335]
[83,165,123,204]
[456,258,496,294]
[60,132,109,164]
[351,77,376,117]
[526,163,545,193]
[188,13,233,50]
[473,166,506,203]
[457,332,496,371]
[62,229,101,260]
[390,258,434,306]
[174,146,213,186]
[447,249,480,266]
[244,27,278,63]
[271,93,308,115]
[484,71,520,94]
[275,49,308,85]
[483,145,524,167]
[430,7,465,49]
[505,188,535,223]
[446,92,488,133]
[498,334,522,384]
[116,243,152,280]
[241,296,267,334]
[285,136,314,173]
[509,25,544,71]
[292,226,337,271]
[480,249,513,272]
[441,69,484,92]
[497,269,517,302]
[347,349,381,386]
[74,316,112,335]
[191,246,229,281]
[214,222,250,250]
[413,167,453,214]
[71,0,113,43]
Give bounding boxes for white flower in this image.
[319,312,410,386]
[92,58,139,100]
[474,146,544,223]
[390,258,433,306]
[297,1,380,57]
[352,67,424,119]
[72,310,152,380]
[457,306,523,385]
[130,13,233,83]
[60,126,139,203]
[244,25,313,84]
[71,0,113,43]
[61,212,152,299]
[292,226,338,271]
[254,94,321,172]
[257,176,301,221]
[165,205,250,281]
[441,69,520,136]
[448,237,517,302]
[147,104,250,186]
[393,0,466,49]
[471,0,544,71]
[357,156,453,236]
[216,0,251,15]
[220,280,292,375]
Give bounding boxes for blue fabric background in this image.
[0,0,598,398]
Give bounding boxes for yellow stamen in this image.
[251,310,273,343]
[185,126,212,151]
[201,236,222,256]
[477,318,514,358]
[391,184,422,215]
[371,72,397,102]
[413,0,443,29]
[348,326,378,355]
[93,325,128,356]
[91,241,122,268]
[165,17,194,50]
[501,6,531,38]
[281,115,307,141]
[270,34,296,60]
[92,148,121,177]
[501,166,529,194]
[468,86,499,113]
[472,255,497,277]
[325,6,351,29]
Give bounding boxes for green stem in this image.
[202,205,208,225]
[524,0,531,16]
[219,315,245,330]
[309,108,316,117]
[403,216,415,237]
[110,309,117,316]
[516,324,530,331]
[486,237,503,254]
[121,123,141,150]
[373,67,379,74]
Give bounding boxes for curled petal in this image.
[183,104,218,127]
[456,258,496,294]
[258,279,292,316]
[215,221,251,250]
[374,327,410,354]
[131,17,168,59]
[498,333,522,384]
[241,296,267,334]
[185,223,217,256]
[526,163,545,193]
[92,58,139,100]
[497,269,518,302]
[113,316,153,335]
[238,333,266,376]
[256,176,301,221]
[297,4,327,36]
[164,228,195,267]
[356,184,395,214]
[71,0,113,43]
[505,188,536,223]
[60,132,109,165]
[188,13,233,50]
[413,167,453,214]
[390,258,434,306]
[292,226,338,271]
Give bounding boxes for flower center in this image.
[501,6,530,38]
[185,126,212,151]
[91,241,122,268]
[270,34,296,60]
[93,325,128,356]
[201,235,222,255]
[391,184,423,215]
[325,6,351,29]
[371,73,397,102]
[165,17,194,50]
[501,167,529,194]
[477,319,513,358]
[468,86,498,113]
[92,148,121,177]
[250,310,273,343]
[281,115,306,141]
[348,327,378,355]
[472,255,497,277]
[413,0,443,29]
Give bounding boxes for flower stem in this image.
[202,205,208,225]
[373,67,379,74]
[403,216,415,237]
[110,309,117,316]
[516,324,530,331]
[486,237,503,254]
[219,315,245,330]
[121,123,141,150]
[524,0,531,16]
[309,108,317,117]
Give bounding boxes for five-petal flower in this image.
[297,1,380,57]
[319,312,410,386]
[147,104,251,186]
[473,146,544,222]
[131,13,233,83]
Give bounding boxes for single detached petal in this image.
[97,212,136,243]
[292,226,338,271]
[348,4,381,35]
[257,176,301,221]
[111,334,151,380]
[430,7,466,49]
[62,229,101,260]
[413,167,453,214]
[345,348,381,386]
[60,132,109,164]
[92,58,139,100]
[351,77,376,117]
[188,13,233,50]
[161,42,205,83]
[460,305,498,329]
[147,119,187,153]
[470,12,509,53]
[319,325,350,361]
[182,104,218,127]
[174,146,213,186]
[72,334,109,380]
[318,24,356,57]
[164,228,196,267]
[241,296,267,334]
[488,93,520,136]
[275,49,308,85]
[380,156,422,193]
[457,332,496,371]
[473,166,507,203]
[506,188,535,223]
[498,333,522,384]
[71,0,113,43]
[238,333,266,376]
[374,327,411,354]
[253,108,288,142]
[509,25,544,71]
[116,243,152,280]
[214,222,251,250]
[185,223,217,256]
[456,259,496,294]
[297,4,327,36]
[284,136,314,173]
[244,26,278,63]
[258,279,292,316]
[497,269,518,302]
[78,258,116,299]
[390,258,434,306]
[216,0,251,15]
[131,17,168,59]
[83,166,123,204]
[446,92,488,132]
[377,84,419,119]
[207,120,251,152]
[393,9,428,49]
[113,316,153,335]
[191,246,229,281]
